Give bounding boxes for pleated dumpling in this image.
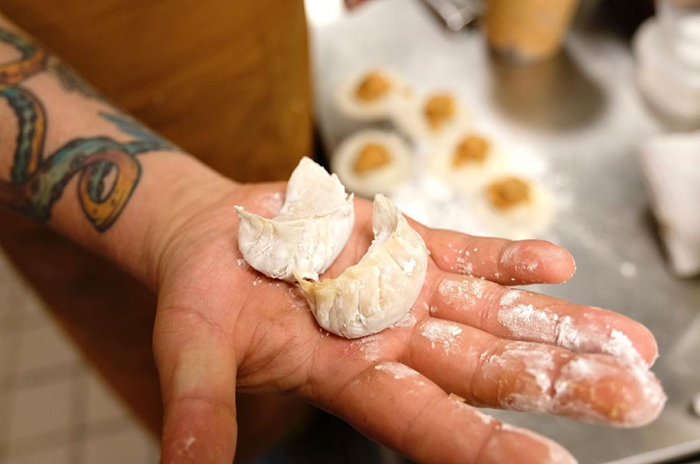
[295,194,428,339]
[235,157,355,282]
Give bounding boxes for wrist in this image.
[138,154,241,291]
[75,151,240,291]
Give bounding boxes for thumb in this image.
[154,304,238,464]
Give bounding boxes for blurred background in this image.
[0,0,699,463]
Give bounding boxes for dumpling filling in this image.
[424,93,457,131]
[487,177,532,211]
[355,72,392,102]
[452,135,491,168]
[354,143,392,174]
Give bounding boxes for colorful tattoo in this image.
[99,111,177,150]
[49,59,105,101]
[0,29,171,231]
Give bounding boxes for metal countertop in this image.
[309,1,700,463]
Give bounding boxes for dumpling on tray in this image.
[335,68,411,121]
[393,91,470,143]
[332,130,414,198]
[429,128,506,190]
[475,175,555,240]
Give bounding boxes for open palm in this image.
[153,181,663,464]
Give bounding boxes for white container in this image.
[633,17,700,124]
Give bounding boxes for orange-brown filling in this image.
[424,94,456,130]
[452,135,490,168]
[355,72,392,102]
[487,177,531,211]
[354,143,391,174]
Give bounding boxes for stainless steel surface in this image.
[309,1,700,463]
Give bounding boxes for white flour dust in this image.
[375,362,419,379]
[485,342,555,411]
[552,356,666,426]
[619,261,638,278]
[556,319,645,366]
[260,191,284,215]
[438,279,486,311]
[287,287,309,311]
[184,435,196,451]
[483,343,665,426]
[497,299,647,366]
[455,253,474,275]
[420,320,463,352]
[499,289,521,306]
[499,244,518,267]
[624,360,668,425]
[393,311,418,328]
[498,304,558,344]
[451,245,475,275]
[517,260,539,273]
[177,433,197,457]
[602,329,642,364]
[404,258,417,275]
[349,334,383,362]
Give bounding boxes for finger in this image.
[154,305,238,464]
[310,361,577,464]
[407,319,666,427]
[421,226,575,285]
[431,274,659,366]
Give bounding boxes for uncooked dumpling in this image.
[475,174,555,240]
[393,91,470,144]
[295,194,428,339]
[335,68,411,121]
[235,158,355,282]
[332,130,414,198]
[429,128,507,191]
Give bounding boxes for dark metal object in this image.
[420,0,483,30]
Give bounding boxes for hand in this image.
[152,179,664,464]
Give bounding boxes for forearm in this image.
[0,15,234,289]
